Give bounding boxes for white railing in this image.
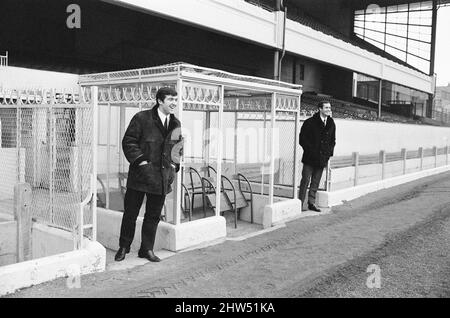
[0,51,8,67]
[326,145,450,191]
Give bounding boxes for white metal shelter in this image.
[79,62,302,227]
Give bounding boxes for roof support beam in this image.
[429,0,438,76]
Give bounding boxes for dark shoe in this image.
[114,246,130,262]
[308,204,321,212]
[138,249,161,262]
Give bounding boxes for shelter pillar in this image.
[172,78,184,225]
[268,93,277,205]
[293,100,300,198]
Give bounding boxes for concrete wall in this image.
[317,164,450,208]
[330,119,450,156]
[0,240,105,296]
[0,220,16,266]
[1,220,79,267]
[330,154,448,191]
[32,223,74,259]
[0,67,78,91]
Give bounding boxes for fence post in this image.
[379,150,386,180]
[401,148,407,174]
[433,146,437,168]
[353,152,359,186]
[446,145,449,166]
[419,147,423,170]
[14,182,32,262]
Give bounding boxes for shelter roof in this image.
[79,62,302,92]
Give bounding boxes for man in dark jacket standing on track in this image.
[299,100,336,212]
[115,87,181,262]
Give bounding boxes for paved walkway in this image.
[5,171,450,298]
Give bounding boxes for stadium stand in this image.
[243,1,437,125]
[301,93,427,124]
[245,0,426,75]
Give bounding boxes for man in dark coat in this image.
[115,87,181,262]
[299,100,336,212]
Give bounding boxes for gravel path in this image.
[5,172,450,298]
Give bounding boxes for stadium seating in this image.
[301,93,424,124]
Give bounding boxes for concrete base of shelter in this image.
[1,219,84,266]
[97,208,227,252]
[32,223,75,259]
[0,240,106,296]
[235,193,299,229]
[262,199,303,229]
[316,164,450,207]
[239,194,285,225]
[0,219,16,266]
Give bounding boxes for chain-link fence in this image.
[0,89,96,248]
[274,111,297,194]
[205,111,273,195]
[204,107,298,199]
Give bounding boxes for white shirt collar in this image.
[320,113,327,124]
[157,107,170,126]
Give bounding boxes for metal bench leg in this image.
[202,192,206,218]
[191,193,195,216]
[187,195,192,221]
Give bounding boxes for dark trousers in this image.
[298,164,324,206]
[119,188,166,251]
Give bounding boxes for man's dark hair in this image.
[156,87,177,106]
[318,100,330,109]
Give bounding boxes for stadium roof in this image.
[253,0,450,11]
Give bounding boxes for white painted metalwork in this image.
[276,94,300,112]
[268,93,277,205]
[215,85,225,217]
[0,86,97,250]
[79,63,301,100]
[91,86,98,241]
[173,77,184,225]
[79,62,302,228]
[293,95,301,199]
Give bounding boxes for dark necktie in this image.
[164,117,168,131]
